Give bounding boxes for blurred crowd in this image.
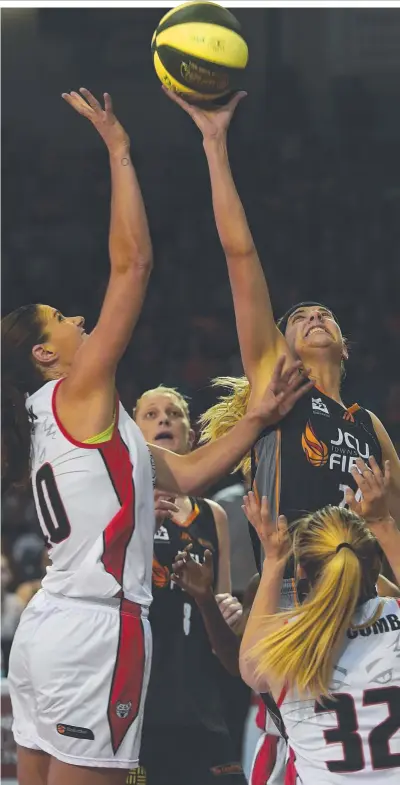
[2,10,400,672]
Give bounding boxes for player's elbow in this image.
[110,240,153,276]
[175,472,202,497]
[224,244,257,263]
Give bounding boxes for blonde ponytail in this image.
[247,507,382,698]
[198,376,251,475]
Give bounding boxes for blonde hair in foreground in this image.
[199,376,251,475]
[246,506,382,699]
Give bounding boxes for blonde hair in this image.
[198,332,349,476]
[199,376,251,475]
[133,385,191,422]
[247,507,382,699]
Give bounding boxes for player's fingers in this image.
[104,92,113,114]
[355,458,375,490]
[155,499,180,513]
[215,593,231,603]
[226,90,247,112]
[345,487,357,510]
[382,459,391,490]
[218,596,239,614]
[223,601,242,619]
[171,557,186,572]
[351,463,371,493]
[260,496,271,523]
[184,543,193,555]
[162,85,194,113]
[367,455,384,488]
[280,361,306,388]
[203,549,213,566]
[277,514,288,532]
[79,87,102,111]
[269,355,288,391]
[62,92,92,116]
[282,379,314,405]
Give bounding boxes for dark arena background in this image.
[2,5,400,781]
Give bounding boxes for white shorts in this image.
[8,589,152,769]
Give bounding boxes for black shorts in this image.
[128,727,247,785]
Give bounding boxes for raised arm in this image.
[347,457,400,586]
[368,412,400,524]
[171,545,240,676]
[239,494,290,694]
[163,88,290,400]
[149,358,312,496]
[58,90,152,435]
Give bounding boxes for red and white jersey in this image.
[279,597,400,784]
[27,379,155,607]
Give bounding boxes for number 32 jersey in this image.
[280,597,400,784]
[26,379,155,607]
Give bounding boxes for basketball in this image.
[151,1,248,104]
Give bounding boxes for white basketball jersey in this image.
[279,597,400,784]
[26,379,155,607]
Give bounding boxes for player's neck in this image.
[307,360,344,407]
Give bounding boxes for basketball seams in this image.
[156,1,242,36]
[152,1,247,101]
[156,24,248,69]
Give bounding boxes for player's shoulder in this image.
[26,379,59,412]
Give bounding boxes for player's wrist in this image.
[262,555,287,573]
[195,585,215,608]
[203,134,228,157]
[367,515,397,541]
[108,143,131,162]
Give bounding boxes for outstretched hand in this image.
[62,88,130,155]
[243,492,291,567]
[249,357,313,429]
[346,457,393,530]
[162,85,247,140]
[171,543,214,603]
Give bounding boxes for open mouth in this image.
[306,325,331,338]
[155,432,174,442]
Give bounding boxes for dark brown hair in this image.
[2,305,47,492]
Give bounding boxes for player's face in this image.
[136,392,194,455]
[36,305,86,369]
[285,306,346,364]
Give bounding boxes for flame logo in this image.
[152,557,170,589]
[302,421,328,467]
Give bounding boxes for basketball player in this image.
[132,386,247,785]
[163,86,400,783]
[240,456,400,783]
[2,90,312,785]
[171,525,399,785]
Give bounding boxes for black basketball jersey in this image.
[142,497,229,733]
[251,386,382,591]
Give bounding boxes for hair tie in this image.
[336,542,355,555]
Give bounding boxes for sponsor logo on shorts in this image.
[210,762,244,776]
[116,700,132,719]
[56,723,94,740]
